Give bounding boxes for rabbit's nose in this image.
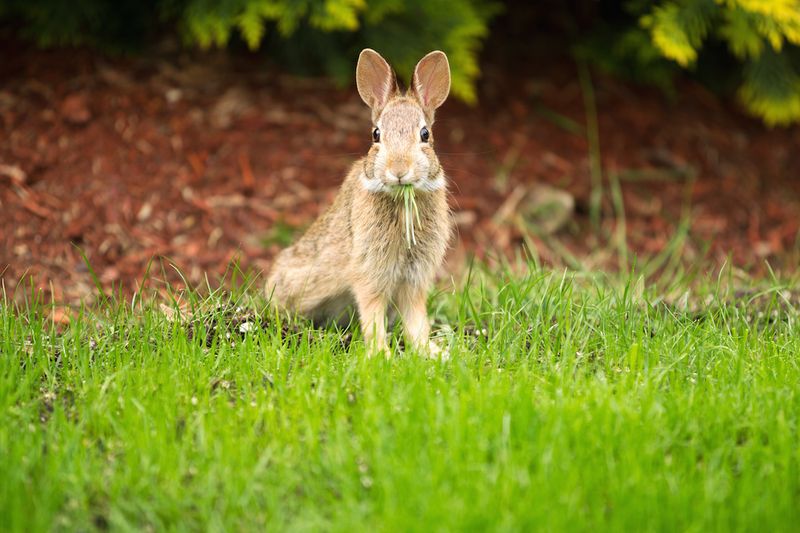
[387,158,412,180]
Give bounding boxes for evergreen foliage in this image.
[1,0,497,103]
[636,0,800,125]
[3,1,799,124]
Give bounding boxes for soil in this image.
[1,35,799,305]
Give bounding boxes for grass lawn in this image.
[2,266,799,531]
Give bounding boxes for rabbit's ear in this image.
[357,49,397,111]
[411,51,451,115]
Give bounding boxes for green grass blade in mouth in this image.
[394,184,418,249]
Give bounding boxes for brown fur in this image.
[266,49,453,357]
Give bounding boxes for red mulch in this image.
[1,37,799,304]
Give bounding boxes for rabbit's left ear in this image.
[357,49,397,112]
[411,51,451,116]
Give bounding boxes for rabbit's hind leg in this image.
[266,261,347,317]
[307,291,355,328]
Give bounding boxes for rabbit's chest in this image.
[386,240,435,281]
[350,189,450,288]
[358,216,447,286]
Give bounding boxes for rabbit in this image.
[266,48,453,357]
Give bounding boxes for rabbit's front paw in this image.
[366,341,391,359]
[422,339,450,361]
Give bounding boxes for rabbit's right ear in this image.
[411,51,450,119]
[356,49,397,112]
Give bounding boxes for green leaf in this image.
[238,4,266,50]
[642,1,717,67]
[719,7,765,59]
[739,49,800,125]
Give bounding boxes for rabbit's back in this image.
[266,166,359,315]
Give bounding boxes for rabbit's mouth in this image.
[361,170,443,194]
[383,170,417,187]
[388,184,416,198]
[385,181,429,196]
[392,170,446,193]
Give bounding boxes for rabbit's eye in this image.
[372,128,381,143]
[420,126,430,143]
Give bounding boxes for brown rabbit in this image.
[266,48,453,357]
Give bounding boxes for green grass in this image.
[2,266,799,531]
[393,184,420,249]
